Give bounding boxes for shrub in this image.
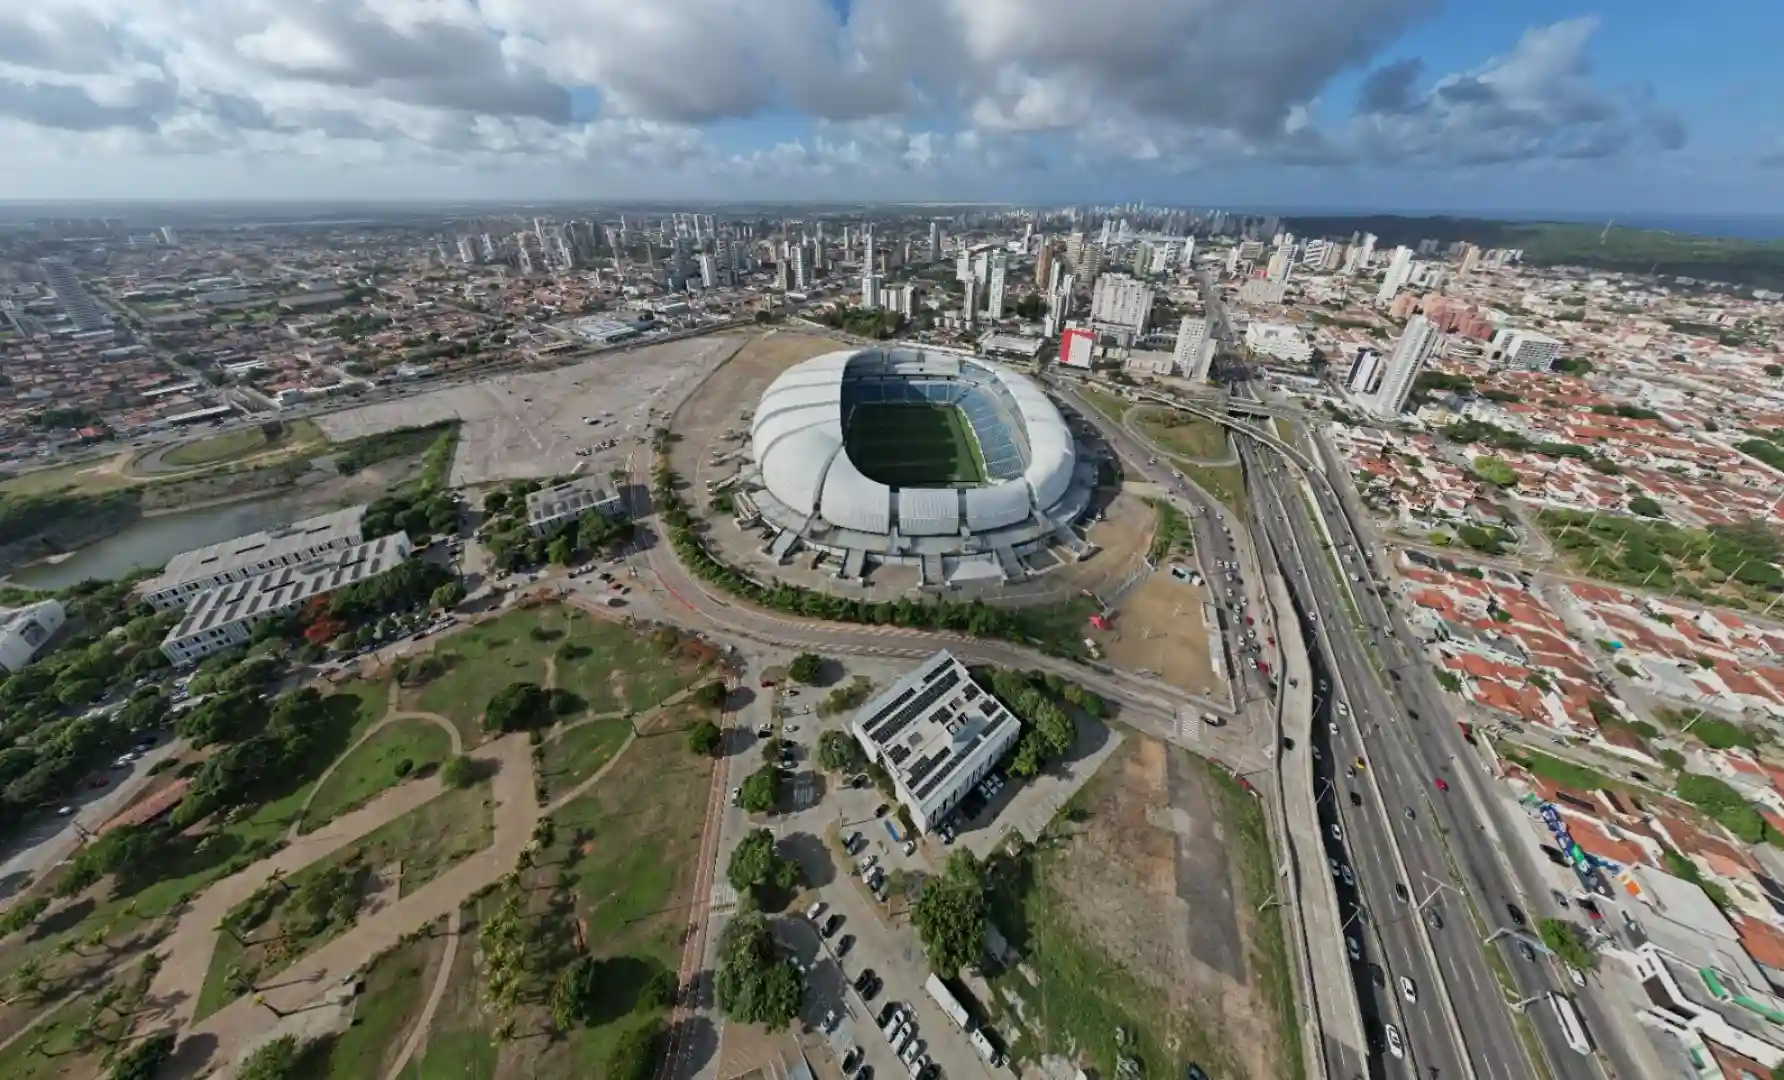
[393,758,414,778]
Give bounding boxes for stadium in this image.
[743,348,1097,586]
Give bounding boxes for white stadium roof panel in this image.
[963,482,1033,531]
[897,487,961,536]
[763,425,842,514]
[819,452,892,534]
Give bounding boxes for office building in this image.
[161,534,414,667]
[699,253,719,289]
[985,252,1008,320]
[1345,349,1383,396]
[956,253,974,284]
[456,236,478,264]
[848,650,1023,834]
[1494,329,1562,372]
[1174,316,1215,382]
[929,221,942,263]
[791,246,809,291]
[963,278,978,328]
[0,599,65,673]
[1368,316,1442,417]
[526,478,626,537]
[141,506,369,611]
[1034,245,1055,300]
[1089,273,1153,335]
[861,272,883,311]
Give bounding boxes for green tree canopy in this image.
[714,913,801,1029]
[911,850,988,975]
[788,653,824,685]
[687,720,723,757]
[726,827,800,901]
[738,766,779,814]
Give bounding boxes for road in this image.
[1245,422,1608,1080]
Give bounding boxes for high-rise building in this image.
[457,236,478,264]
[1089,273,1154,334]
[1375,246,1415,305]
[1369,316,1441,417]
[963,278,978,328]
[791,246,809,291]
[1174,316,1215,381]
[1035,244,1055,298]
[956,253,973,284]
[1494,329,1561,372]
[1180,236,1195,266]
[1148,243,1170,276]
[700,253,719,289]
[985,252,1008,320]
[861,272,882,311]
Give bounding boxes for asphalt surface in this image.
[1243,415,1608,1080]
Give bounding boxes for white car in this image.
[1340,865,1354,888]
[1346,936,1361,961]
[1329,858,1340,877]
[1330,822,1343,842]
[1336,702,1349,716]
[1400,976,1418,1004]
[1385,1024,1404,1059]
[806,901,827,922]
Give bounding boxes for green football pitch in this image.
[844,403,988,487]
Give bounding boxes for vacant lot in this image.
[1135,409,1231,461]
[0,453,137,495]
[1100,574,1223,696]
[846,402,986,486]
[989,737,1298,1080]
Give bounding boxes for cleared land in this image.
[0,453,137,495]
[1099,574,1223,696]
[988,737,1298,1080]
[157,418,324,469]
[315,335,744,486]
[1134,409,1231,461]
[845,402,986,486]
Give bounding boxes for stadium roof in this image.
[750,348,1075,538]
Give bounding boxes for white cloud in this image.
[0,0,1690,198]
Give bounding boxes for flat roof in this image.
[850,650,1017,807]
[164,532,409,644]
[147,504,367,591]
[526,478,619,523]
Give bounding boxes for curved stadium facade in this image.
[747,348,1095,585]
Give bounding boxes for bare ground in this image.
[1042,736,1288,1080]
[1099,571,1223,697]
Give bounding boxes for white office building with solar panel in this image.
[746,348,1097,586]
[849,650,1021,833]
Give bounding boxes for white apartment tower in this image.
[1174,316,1215,382]
[1375,246,1414,305]
[963,278,978,329]
[1369,316,1441,417]
[929,221,942,263]
[1089,273,1154,334]
[985,252,1008,320]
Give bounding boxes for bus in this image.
[1548,993,1592,1055]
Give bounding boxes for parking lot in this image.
[730,668,1118,1080]
[313,334,745,485]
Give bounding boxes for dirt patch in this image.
[1098,571,1223,696]
[1009,735,1288,1080]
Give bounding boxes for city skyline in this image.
[0,0,1778,212]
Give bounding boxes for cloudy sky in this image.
[0,0,1776,211]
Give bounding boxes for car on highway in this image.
[1329,858,1340,877]
[1329,823,1343,841]
[1384,1025,1404,1059]
[1507,902,1528,927]
[1346,936,1361,961]
[1400,976,1418,1004]
[1433,777,1448,792]
[1367,962,1385,986]
[1349,790,1362,806]
[1403,807,1417,821]
[1518,941,1537,963]
[1428,906,1445,930]
[1341,865,1354,887]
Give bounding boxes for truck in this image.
[925,974,972,1031]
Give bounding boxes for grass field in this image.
[538,717,633,801]
[845,402,986,487]
[301,922,447,1079]
[160,418,324,468]
[298,717,454,834]
[0,454,138,495]
[1135,409,1230,461]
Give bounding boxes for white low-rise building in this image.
[525,478,625,537]
[848,650,1022,833]
[0,599,65,672]
[1243,321,1313,364]
[160,533,413,667]
[140,505,368,611]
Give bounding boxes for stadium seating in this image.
[838,366,1031,483]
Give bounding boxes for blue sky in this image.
[0,0,1779,213]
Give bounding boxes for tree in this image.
[1628,495,1664,518]
[911,850,987,975]
[430,581,466,610]
[107,1030,177,1080]
[788,653,824,685]
[687,721,723,757]
[1538,918,1593,971]
[440,755,478,789]
[738,766,779,813]
[237,1034,306,1080]
[714,913,801,1029]
[1766,364,1783,378]
[606,1019,664,1080]
[692,680,729,709]
[818,730,862,773]
[483,681,553,733]
[726,828,799,902]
